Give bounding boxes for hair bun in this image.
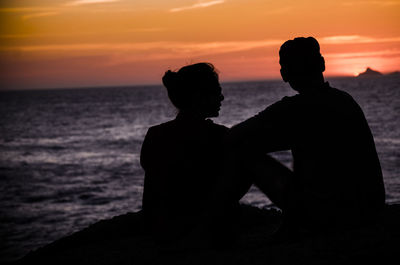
[162,63,218,110]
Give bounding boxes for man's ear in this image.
[280,68,289,82]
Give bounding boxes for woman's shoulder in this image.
[145,119,228,142]
[147,119,177,133]
[140,121,178,165]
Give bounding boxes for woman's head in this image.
[162,63,224,118]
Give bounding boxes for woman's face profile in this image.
[194,75,224,118]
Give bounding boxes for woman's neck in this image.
[177,110,207,121]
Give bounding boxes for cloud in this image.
[265,6,293,15]
[0,39,279,65]
[320,35,400,44]
[342,1,400,6]
[126,28,166,33]
[325,50,400,59]
[170,0,225,12]
[2,36,399,64]
[4,35,399,53]
[2,35,400,53]
[66,0,119,6]
[22,12,59,20]
[0,7,55,13]
[0,28,165,39]
[0,34,31,39]
[0,40,280,54]
[0,5,60,19]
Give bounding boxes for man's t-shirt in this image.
[231,82,385,227]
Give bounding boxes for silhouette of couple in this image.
[140,37,386,246]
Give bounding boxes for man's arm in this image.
[225,97,293,153]
[213,98,294,208]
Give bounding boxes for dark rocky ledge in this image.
[17,204,400,265]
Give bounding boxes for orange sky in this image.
[0,0,399,89]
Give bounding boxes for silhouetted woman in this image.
[140,63,226,244]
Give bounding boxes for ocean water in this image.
[0,76,399,261]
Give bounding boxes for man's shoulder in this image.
[325,86,360,108]
[282,85,356,106]
[326,84,349,95]
[248,95,299,126]
[262,94,300,113]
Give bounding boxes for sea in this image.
[1,76,399,262]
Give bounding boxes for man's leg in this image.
[247,154,294,211]
[217,148,294,211]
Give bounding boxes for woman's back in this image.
[141,113,227,212]
[141,114,227,240]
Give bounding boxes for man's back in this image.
[284,84,385,226]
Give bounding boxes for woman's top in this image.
[140,112,228,240]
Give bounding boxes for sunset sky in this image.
[0,0,399,89]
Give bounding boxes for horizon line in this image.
[3,73,399,92]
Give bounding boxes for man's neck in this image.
[295,75,325,94]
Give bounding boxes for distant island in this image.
[357,67,400,77]
[387,71,400,76]
[357,67,383,77]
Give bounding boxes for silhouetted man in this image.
[226,37,385,231]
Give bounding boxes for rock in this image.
[357,68,383,77]
[17,204,400,265]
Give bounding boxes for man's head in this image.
[279,37,325,92]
